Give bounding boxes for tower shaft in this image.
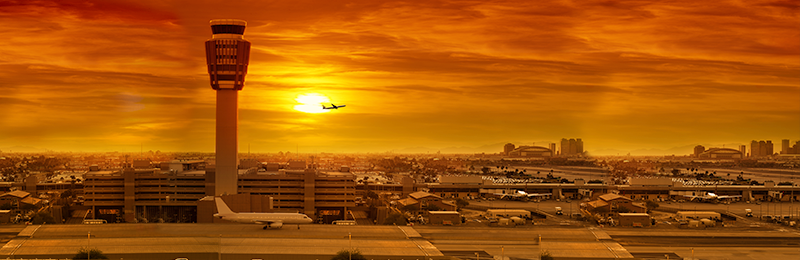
[216,89,239,195]
[205,19,250,196]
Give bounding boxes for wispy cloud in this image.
[0,0,798,153]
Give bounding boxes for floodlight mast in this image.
[205,19,251,196]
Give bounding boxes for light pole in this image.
[348,232,352,260]
[538,234,542,258]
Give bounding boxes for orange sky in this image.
[1,0,798,155]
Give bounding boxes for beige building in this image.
[427,211,460,225]
[582,193,646,218]
[694,145,705,157]
[503,143,515,155]
[617,213,651,227]
[507,145,554,157]
[697,148,743,159]
[81,160,355,223]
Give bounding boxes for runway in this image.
[1,224,440,260]
[0,223,798,260]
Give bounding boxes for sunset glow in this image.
[0,0,798,154]
[294,93,331,114]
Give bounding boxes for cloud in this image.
[0,0,797,153]
[1,0,178,22]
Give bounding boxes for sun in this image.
[293,93,331,113]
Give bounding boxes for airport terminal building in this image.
[16,161,800,224]
[66,160,356,224]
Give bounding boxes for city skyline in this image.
[1,1,798,155]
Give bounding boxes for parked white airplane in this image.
[214,197,313,229]
[494,190,552,201]
[682,192,741,202]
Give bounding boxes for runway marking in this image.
[396,226,444,257]
[397,226,428,256]
[397,226,410,239]
[397,226,422,238]
[588,227,612,241]
[601,241,621,258]
[588,227,634,258]
[17,225,41,237]
[0,238,29,257]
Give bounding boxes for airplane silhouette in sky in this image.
[322,103,346,109]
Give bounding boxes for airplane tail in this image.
[215,197,235,214]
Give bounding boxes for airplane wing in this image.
[681,195,699,201]
[716,195,742,199]
[493,193,509,199]
[254,219,281,225]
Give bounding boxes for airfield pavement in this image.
[1,220,798,260]
[1,199,799,260]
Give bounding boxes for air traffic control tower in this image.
[205,19,251,196]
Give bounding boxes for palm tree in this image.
[73,248,108,259]
[331,249,366,260]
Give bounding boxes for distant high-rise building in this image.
[766,141,774,156]
[694,145,705,157]
[792,141,800,154]
[549,143,557,155]
[560,138,584,156]
[782,139,790,154]
[739,145,746,157]
[569,138,577,155]
[206,19,251,196]
[750,140,774,157]
[503,143,515,155]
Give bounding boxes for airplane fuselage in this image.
[322,104,346,109]
[214,212,313,224]
[682,192,741,203]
